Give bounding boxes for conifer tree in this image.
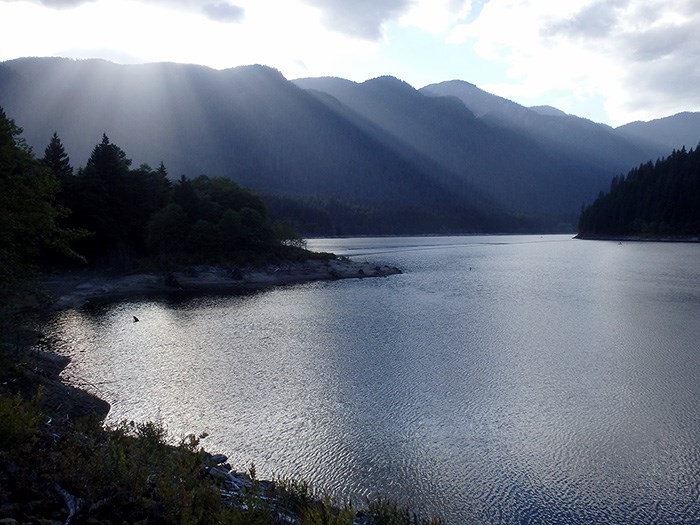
[0,108,80,289]
[42,132,72,181]
[85,133,131,177]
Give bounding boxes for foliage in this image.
[49,419,223,523]
[42,131,73,180]
[0,391,443,524]
[579,145,700,236]
[300,495,355,525]
[145,174,282,264]
[0,107,81,290]
[366,499,444,525]
[36,128,308,267]
[0,389,41,450]
[58,134,172,265]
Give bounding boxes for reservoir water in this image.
[45,235,700,524]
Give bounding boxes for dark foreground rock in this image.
[4,347,110,420]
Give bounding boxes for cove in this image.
[45,235,700,524]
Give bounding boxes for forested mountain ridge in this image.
[420,80,662,175]
[0,57,524,235]
[2,56,697,235]
[615,112,700,157]
[578,145,700,237]
[296,75,616,220]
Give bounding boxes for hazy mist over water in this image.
[46,235,700,524]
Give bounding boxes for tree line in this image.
[0,107,305,293]
[578,145,700,236]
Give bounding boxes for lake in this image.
[45,235,700,524]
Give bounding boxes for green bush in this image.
[0,389,41,450]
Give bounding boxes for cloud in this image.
[6,0,95,6]
[301,0,411,40]
[448,0,700,125]
[201,2,243,22]
[399,0,472,34]
[0,0,244,22]
[544,0,628,39]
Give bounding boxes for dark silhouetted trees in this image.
[36,130,299,267]
[0,108,79,291]
[578,145,700,236]
[145,175,276,262]
[2,106,306,280]
[56,135,173,265]
[42,132,72,181]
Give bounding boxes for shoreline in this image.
[574,233,700,243]
[42,258,402,310]
[0,259,431,523]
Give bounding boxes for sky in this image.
[1,0,699,126]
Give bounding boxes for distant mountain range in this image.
[1,57,699,234]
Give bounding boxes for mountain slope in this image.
[420,80,657,176]
[0,57,514,234]
[5,57,692,235]
[295,76,615,220]
[615,112,700,155]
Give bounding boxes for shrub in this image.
[0,389,41,450]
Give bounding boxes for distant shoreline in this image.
[574,233,700,243]
[41,258,402,310]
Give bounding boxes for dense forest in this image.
[2,58,663,234]
[0,106,307,293]
[578,145,700,236]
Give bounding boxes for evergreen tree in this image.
[579,145,700,236]
[42,132,72,181]
[67,135,172,265]
[86,133,131,177]
[0,108,80,290]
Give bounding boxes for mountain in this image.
[295,76,633,223]
[2,57,694,235]
[0,57,515,235]
[420,80,657,177]
[529,105,568,117]
[615,112,700,155]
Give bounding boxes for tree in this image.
[85,133,131,177]
[579,146,700,236]
[0,107,80,291]
[68,135,172,265]
[146,203,189,258]
[42,132,72,181]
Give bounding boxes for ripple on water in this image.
[45,236,700,524]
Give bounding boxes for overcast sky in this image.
[1,0,698,126]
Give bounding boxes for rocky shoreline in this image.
[3,346,111,421]
[25,256,402,419]
[41,258,402,310]
[0,258,422,524]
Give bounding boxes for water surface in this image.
[46,235,700,524]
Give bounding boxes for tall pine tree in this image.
[0,108,80,290]
[42,132,72,181]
